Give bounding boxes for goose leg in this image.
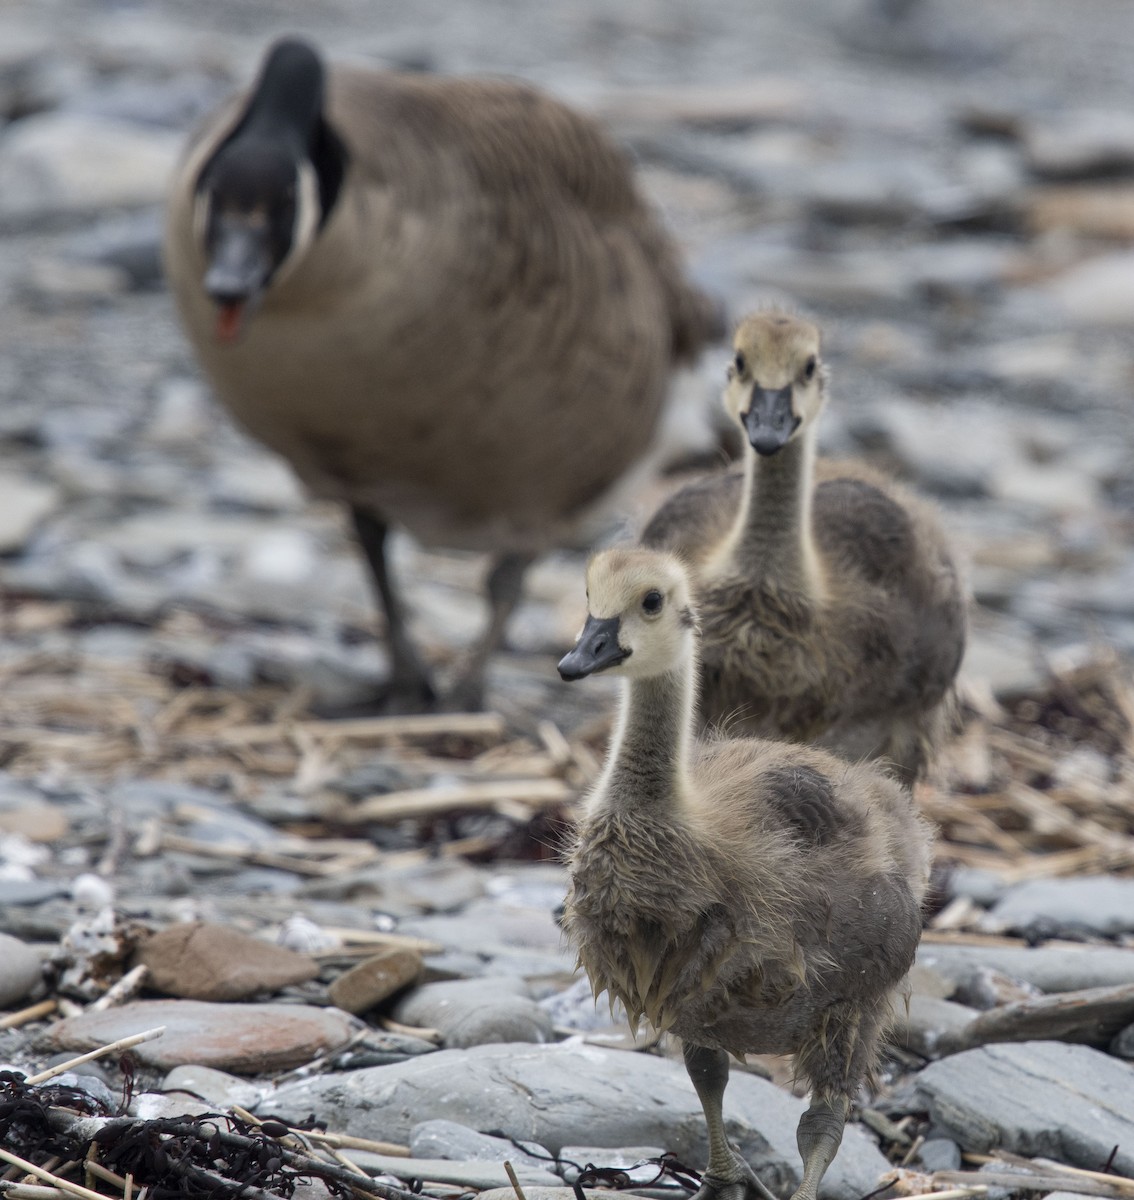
[790,1095,849,1200]
[350,507,437,711]
[447,552,534,711]
[683,1043,778,1200]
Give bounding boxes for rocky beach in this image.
[2,2,1134,1199]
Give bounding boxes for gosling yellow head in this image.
[558,548,697,682]
[722,312,826,456]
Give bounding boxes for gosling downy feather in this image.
[165,37,719,709]
[559,547,932,1200]
[642,312,966,784]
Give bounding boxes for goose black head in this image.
[193,37,349,341]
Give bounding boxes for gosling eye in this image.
[641,589,664,616]
[803,355,817,382]
[734,351,746,377]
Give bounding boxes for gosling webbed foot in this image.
[691,1156,778,1200]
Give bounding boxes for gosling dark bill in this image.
[742,383,800,456]
[558,615,629,680]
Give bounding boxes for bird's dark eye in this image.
[642,589,664,615]
[803,356,817,382]
[734,352,746,376]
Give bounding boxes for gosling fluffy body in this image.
[560,549,932,1200]
[165,38,718,707]
[643,313,965,783]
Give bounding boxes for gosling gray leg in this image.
[683,1043,777,1200]
[447,552,533,711]
[790,1095,849,1200]
[350,507,437,711]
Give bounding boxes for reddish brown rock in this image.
[49,999,354,1075]
[328,948,422,1014]
[134,922,318,1001]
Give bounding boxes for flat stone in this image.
[950,984,1134,1053]
[134,922,320,1001]
[0,801,68,842]
[960,625,1045,701]
[343,1154,561,1190]
[1046,250,1134,325]
[129,1091,214,1120]
[890,994,978,1059]
[161,1064,265,1110]
[919,944,1134,993]
[558,1144,668,1184]
[0,112,179,215]
[328,948,423,1014]
[1029,184,1134,241]
[916,1042,1134,1174]
[1023,110,1134,179]
[50,999,354,1075]
[392,977,554,1047]
[398,901,573,980]
[0,932,42,1007]
[266,1042,891,1200]
[477,1191,607,1200]
[409,1119,550,1171]
[0,475,59,553]
[918,1138,962,1173]
[1112,1024,1134,1058]
[990,876,1134,938]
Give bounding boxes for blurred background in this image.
[0,0,1133,880]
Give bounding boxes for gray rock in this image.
[130,1091,215,1120]
[918,1137,961,1173]
[477,1191,606,1200]
[889,994,978,1059]
[67,210,165,290]
[0,475,59,553]
[398,902,573,980]
[344,1153,561,1189]
[0,932,42,1007]
[161,1064,266,1110]
[918,943,1134,993]
[1046,250,1134,326]
[0,112,179,216]
[409,1119,550,1171]
[558,1144,668,1185]
[541,976,628,1032]
[960,624,1045,701]
[1024,110,1134,179]
[944,867,1009,908]
[393,977,554,1047]
[1111,1024,1134,1059]
[990,876,1134,938]
[916,1041,1134,1174]
[49,999,355,1075]
[266,1042,892,1200]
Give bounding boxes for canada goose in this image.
[642,312,965,784]
[164,37,719,711]
[558,547,931,1200]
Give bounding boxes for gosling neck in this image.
[731,424,823,598]
[601,657,695,812]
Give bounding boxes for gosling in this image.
[164,37,719,712]
[642,312,965,784]
[559,548,931,1200]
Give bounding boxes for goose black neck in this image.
[243,38,326,147]
[221,38,348,224]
